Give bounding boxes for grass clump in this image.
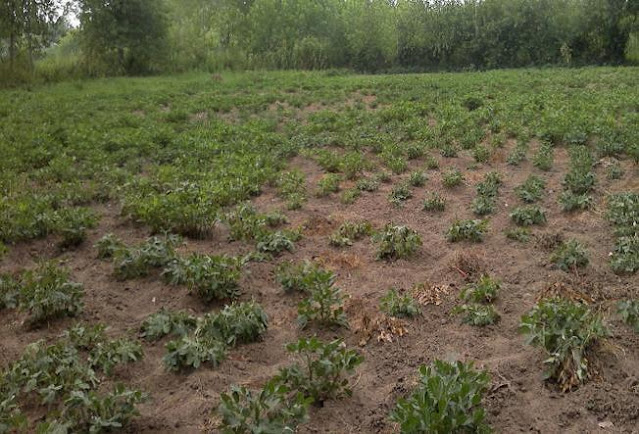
[441,168,463,188]
[520,298,607,390]
[379,288,421,318]
[446,219,488,243]
[422,192,446,212]
[390,360,491,433]
[375,224,422,260]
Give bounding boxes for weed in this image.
[446,219,488,243]
[550,239,589,272]
[390,360,491,433]
[379,289,420,318]
[218,380,311,434]
[329,221,373,247]
[356,177,379,192]
[316,174,341,197]
[422,192,446,212]
[408,171,427,187]
[140,308,197,341]
[520,298,607,390]
[163,253,242,302]
[340,188,361,205]
[510,206,547,226]
[558,192,593,212]
[375,224,422,260]
[610,235,639,274]
[454,303,500,326]
[505,227,531,243]
[278,171,307,210]
[274,337,363,404]
[617,299,639,332]
[461,275,500,303]
[275,261,335,293]
[389,182,413,207]
[442,169,463,188]
[19,262,84,325]
[515,175,546,203]
[297,284,348,329]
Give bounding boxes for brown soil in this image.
[1,142,638,433]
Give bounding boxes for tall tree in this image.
[78,0,168,75]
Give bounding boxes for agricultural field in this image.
[0,67,638,433]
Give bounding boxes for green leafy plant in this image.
[461,275,500,303]
[140,308,197,341]
[256,230,300,255]
[163,336,228,371]
[94,233,125,259]
[297,284,348,329]
[422,192,446,212]
[356,177,380,192]
[379,288,420,318]
[316,174,341,197]
[520,298,607,390]
[218,380,311,434]
[446,219,488,243]
[275,260,335,293]
[0,273,20,310]
[274,337,363,405]
[515,175,545,203]
[375,224,422,260]
[329,221,373,247]
[610,235,639,274]
[550,239,589,272]
[606,193,638,237]
[163,253,242,302]
[224,203,269,241]
[390,360,491,433]
[19,262,84,325]
[617,299,639,332]
[558,192,593,212]
[533,144,554,171]
[278,170,307,210]
[389,182,413,207]
[473,145,491,163]
[441,168,463,188]
[472,196,496,216]
[408,171,427,187]
[510,206,546,226]
[112,235,181,280]
[505,227,530,243]
[454,303,500,326]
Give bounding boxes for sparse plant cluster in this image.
[278,170,307,209]
[472,171,502,216]
[329,221,373,247]
[454,275,500,326]
[550,239,589,272]
[560,146,595,212]
[510,205,547,226]
[606,193,638,274]
[316,173,341,197]
[422,192,446,212]
[447,219,488,243]
[218,337,363,432]
[97,234,246,301]
[375,224,422,260]
[159,301,268,371]
[276,260,348,328]
[0,262,84,326]
[617,299,639,333]
[389,181,413,207]
[390,360,491,433]
[515,175,545,203]
[224,203,287,242]
[442,168,464,188]
[533,143,554,171]
[520,298,608,390]
[379,288,421,318]
[0,324,145,432]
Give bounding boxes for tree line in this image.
[1,0,638,83]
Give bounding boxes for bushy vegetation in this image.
[520,298,608,390]
[375,224,422,260]
[390,360,491,433]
